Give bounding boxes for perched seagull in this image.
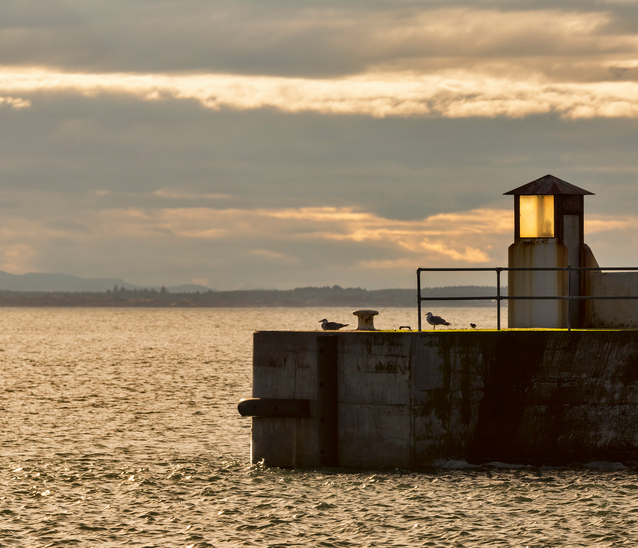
[470,323,477,329]
[425,312,450,329]
[320,319,348,331]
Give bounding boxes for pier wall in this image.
[249,331,638,468]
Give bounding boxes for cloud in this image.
[0,95,30,108]
[8,90,638,225]
[0,243,36,274]
[3,4,638,120]
[0,205,512,275]
[116,206,513,254]
[152,189,231,201]
[0,204,629,267]
[3,69,638,119]
[250,249,299,264]
[2,3,638,79]
[1,200,637,288]
[585,215,638,233]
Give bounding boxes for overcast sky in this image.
[1,0,638,289]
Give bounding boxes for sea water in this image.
[0,307,637,547]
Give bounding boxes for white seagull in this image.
[425,312,450,329]
[320,319,348,331]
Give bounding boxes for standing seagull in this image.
[320,319,348,331]
[425,312,450,329]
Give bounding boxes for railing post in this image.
[496,268,502,331]
[417,269,422,332]
[568,266,572,332]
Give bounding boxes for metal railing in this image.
[417,266,638,331]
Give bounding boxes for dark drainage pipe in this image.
[237,397,310,418]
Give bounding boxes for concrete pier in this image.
[245,330,638,468]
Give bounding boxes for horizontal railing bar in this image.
[418,266,638,272]
[418,295,638,301]
[419,296,567,301]
[417,267,502,272]
[421,297,503,301]
[570,295,638,300]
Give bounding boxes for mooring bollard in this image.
[353,309,379,330]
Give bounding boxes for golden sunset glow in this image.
[0,206,520,275]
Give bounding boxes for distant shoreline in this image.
[0,285,504,308]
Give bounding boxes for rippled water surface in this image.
[1,307,637,547]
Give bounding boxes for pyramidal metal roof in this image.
[504,174,594,196]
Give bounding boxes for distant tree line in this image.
[0,285,504,308]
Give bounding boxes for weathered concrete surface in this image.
[589,272,638,328]
[579,246,638,329]
[508,240,569,328]
[251,333,320,467]
[249,330,638,468]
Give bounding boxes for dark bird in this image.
[470,323,477,329]
[320,319,348,331]
[425,311,450,329]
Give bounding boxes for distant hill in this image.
[0,271,213,293]
[0,271,135,292]
[0,272,505,307]
[166,284,217,293]
[0,284,505,308]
